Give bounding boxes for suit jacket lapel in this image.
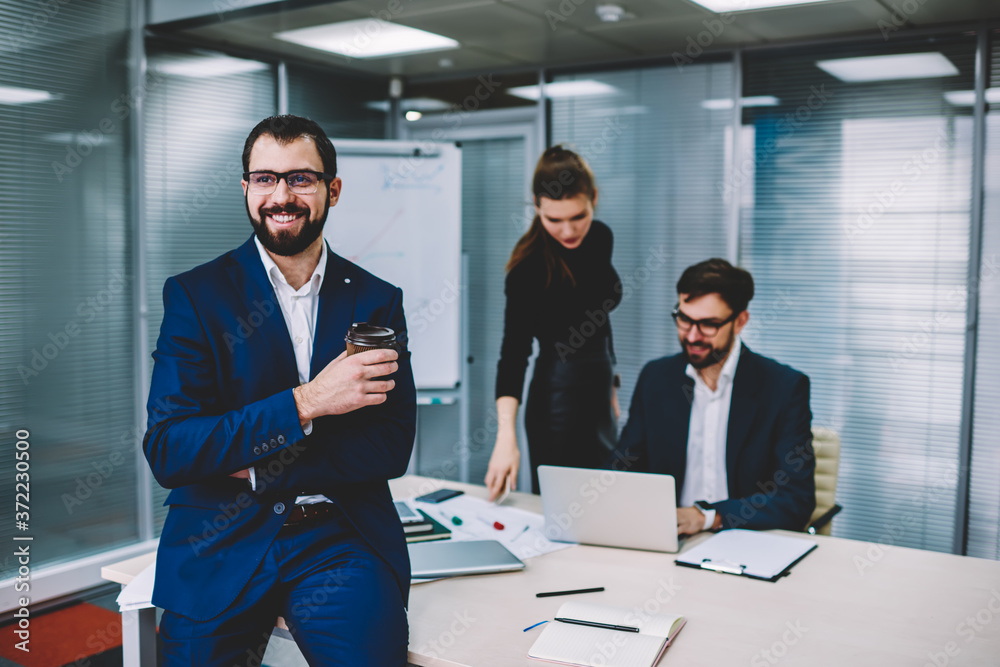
[664,362,695,496]
[310,246,357,380]
[726,346,761,491]
[227,236,298,388]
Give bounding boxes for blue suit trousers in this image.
[159,511,409,666]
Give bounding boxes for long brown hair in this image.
[506,146,597,288]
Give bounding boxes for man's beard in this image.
[247,198,328,257]
[681,328,735,370]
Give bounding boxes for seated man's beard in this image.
[683,335,734,370]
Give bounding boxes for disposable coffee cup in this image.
[345,322,397,356]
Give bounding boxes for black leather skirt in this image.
[524,349,617,494]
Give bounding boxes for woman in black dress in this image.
[485,146,622,498]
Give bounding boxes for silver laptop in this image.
[408,540,525,578]
[538,465,680,553]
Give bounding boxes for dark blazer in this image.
[611,345,815,531]
[144,235,416,621]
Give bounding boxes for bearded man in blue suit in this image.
[612,259,815,537]
[144,115,415,665]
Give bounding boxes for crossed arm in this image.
[143,277,416,492]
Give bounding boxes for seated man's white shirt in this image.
[681,337,743,530]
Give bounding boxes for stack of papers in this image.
[412,494,572,561]
[117,560,156,612]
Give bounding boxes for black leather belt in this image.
[283,502,339,527]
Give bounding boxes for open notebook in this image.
[528,601,685,667]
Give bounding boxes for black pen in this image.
[554,617,639,633]
[536,587,605,598]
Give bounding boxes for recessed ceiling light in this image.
[596,4,629,22]
[687,0,839,11]
[816,52,958,83]
[275,20,458,59]
[0,85,55,105]
[701,96,781,110]
[366,98,452,113]
[943,88,1000,106]
[405,111,423,121]
[507,80,619,101]
[154,55,270,78]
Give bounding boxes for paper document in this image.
[675,529,816,581]
[412,494,572,561]
[117,560,156,612]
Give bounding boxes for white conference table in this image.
[105,475,1000,666]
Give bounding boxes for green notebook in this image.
[405,510,452,544]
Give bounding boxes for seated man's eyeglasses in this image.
[244,170,332,195]
[671,305,738,336]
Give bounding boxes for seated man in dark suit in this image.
[612,258,815,536]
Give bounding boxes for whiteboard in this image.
[324,139,462,389]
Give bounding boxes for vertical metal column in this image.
[727,49,743,264]
[277,61,289,115]
[129,0,153,542]
[954,27,989,556]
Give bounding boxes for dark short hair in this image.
[242,115,337,178]
[676,258,755,314]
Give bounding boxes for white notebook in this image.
[528,601,685,667]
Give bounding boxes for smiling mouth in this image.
[266,211,305,225]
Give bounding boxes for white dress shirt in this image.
[249,236,329,504]
[680,337,743,530]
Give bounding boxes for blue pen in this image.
[523,620,548,632]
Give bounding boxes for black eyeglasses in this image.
[243,170,332,195]
[671,305,738,336]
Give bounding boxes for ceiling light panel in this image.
[275,20,459,59]
[816,53,959,83]
[507,80,619,101]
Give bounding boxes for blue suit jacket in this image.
[611,345,815,531]
[144,236,416,621]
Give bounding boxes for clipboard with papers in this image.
[675,529,817,582]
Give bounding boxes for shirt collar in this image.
[685,336,743,388]
[254,235,327,295]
